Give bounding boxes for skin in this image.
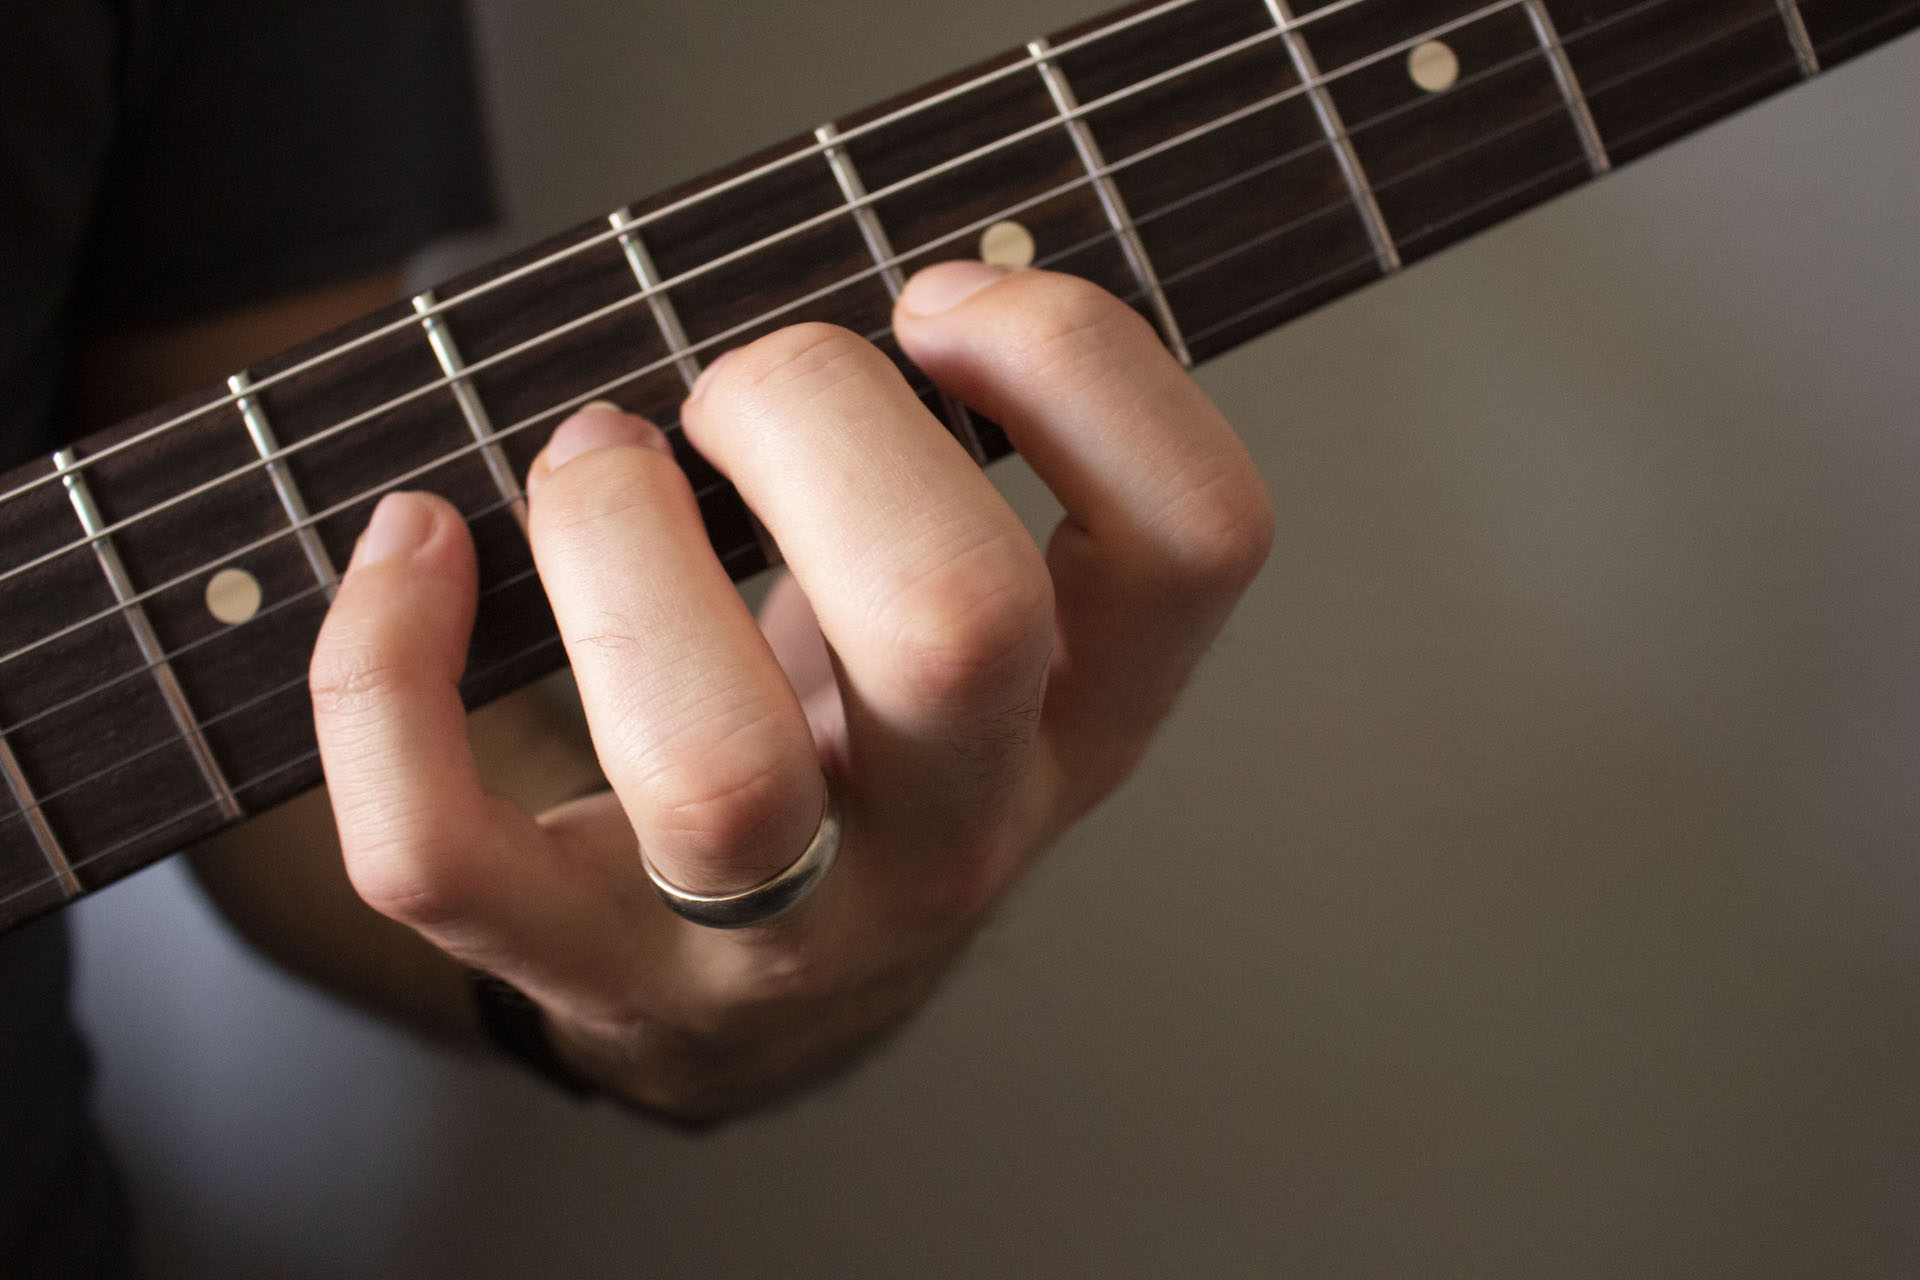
[87,262,1273,1123]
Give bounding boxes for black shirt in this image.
[0,3,493,1273]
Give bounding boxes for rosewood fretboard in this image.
[1,0,1914,934]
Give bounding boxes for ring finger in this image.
[526,404,825,899]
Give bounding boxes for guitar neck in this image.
[0,0,1914,934]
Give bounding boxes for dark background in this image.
[68,3,1920,1275]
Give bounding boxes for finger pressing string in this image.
[526,404,826,898]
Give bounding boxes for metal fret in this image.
[0,733,79,897]
[229,371,340,596]
[609,209,704,392]
[1028,36,1195,368]
[412,290,529,532]
[608,208,784,567]
[815,122,988,465]
[53,449,241,821]
[1775,0,1821,76]
[1263,0,1402,274]
[1523,0,1612,175]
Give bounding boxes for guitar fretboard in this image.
[0,0,1913,933]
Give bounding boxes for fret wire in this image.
[1,326,959,737]
[1156,66,1620,299]
[816,122,988,466]
[1594,22,1833,149]
[1579,5,1815,106]
[230,370,342,595]
[1120,38,1555,249]
[1,346,913,748]
[608,210,704,391]
[0,615,534,913]
[0,0,1818,530]
[1157,185,1360,293]
[1,512,782,850]
[0,732,79,897]
[413,289,529,533]
[1774,0,1821,76]
[6,538,622,815]
[607,207,786,569]
[1172,0,1813,300]
[0,0,1741,687]
[0,3,1885,911]
[0,0,1368,516]
[816,125,909,298]
[0,136,1579,879]
[1,83,1110,595]
[1029,36,1194,368]
[1265,0,1402,274]
[0,0,1546,600]
[1,240,947,673]
[53,449,242,822]
[1184,153,1592,347]
[0,0,1820,679]
[1522,0,1612,176]
[0,745,331,914]
[0,574,331,743]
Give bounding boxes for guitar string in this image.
[0,0,1820,907]
[0,8,1826,849]
[0,65,1595,757]
[0,0,1876,915]
[5,3,1886,895]
[0,323,942,746]
[0,630,572,905]
[0,0,1714,604]
[0,0,1810,684]
[5,0,1769,585]
[0,0,1386,516]
[0,0,1849,611]
[0,0,1525,597]
[8,26,1910,915]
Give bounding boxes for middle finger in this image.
[682,325,1054,852]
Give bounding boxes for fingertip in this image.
[898,260,1012,319]
[351,491,441,570]
[529,403,671,497]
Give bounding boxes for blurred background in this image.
[72,2,1920,1275]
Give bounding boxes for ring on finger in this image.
[641,786,841,929]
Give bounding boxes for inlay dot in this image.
[1408,40,1460,93]
[206,567,262,625]
[979,220,1036,270]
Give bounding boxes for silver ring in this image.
[641,788,841,929]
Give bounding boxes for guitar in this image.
[1,0,1915,937]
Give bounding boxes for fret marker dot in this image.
[1408,40,1460,93]
[206,568,262,626]
[979,220,1036,270]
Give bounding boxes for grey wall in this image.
[74,4,1920,1276]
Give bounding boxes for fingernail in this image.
[687,347,737,404]
[530,403,670,494]
[900,261,1010,316]
[352,492,435,569]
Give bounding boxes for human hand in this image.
[308,264,1272,1121]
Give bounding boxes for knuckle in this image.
[642,733,816,871]
[1160,461,1275,596]
[309,641,415,721]
[884,540,1054,711]
[706,323,883,421]
[342,839,475,931]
